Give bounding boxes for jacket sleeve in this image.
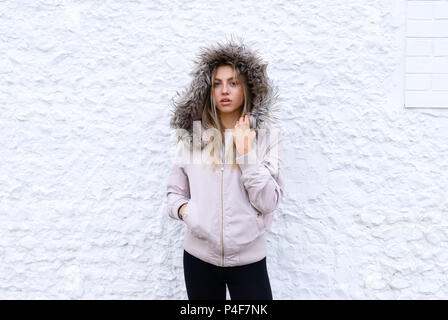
[166,164,190,221]
[236,129,284,215]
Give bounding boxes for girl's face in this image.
[212,65,244,115]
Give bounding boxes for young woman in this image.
[166,39,284,300]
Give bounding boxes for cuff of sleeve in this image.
[236,149,258,169]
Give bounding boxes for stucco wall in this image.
[1,0,448,299]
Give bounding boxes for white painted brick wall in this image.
[1,0,448,300]
[406,0,448,108]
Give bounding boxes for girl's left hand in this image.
[233,114,256,157]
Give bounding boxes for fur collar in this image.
[169,38,279,137]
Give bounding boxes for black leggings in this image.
[183,250,273,300]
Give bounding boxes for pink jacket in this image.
[166,40,284,267]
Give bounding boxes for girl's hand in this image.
[233,114,256,157]
[179,203,188,219]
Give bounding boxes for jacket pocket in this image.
[182,200,214,242]
[255,211,266,233]
[228,208,264,247]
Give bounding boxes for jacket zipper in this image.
[220,164,224,266]
[220,143,225,267]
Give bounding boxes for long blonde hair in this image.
[200,63,252,169]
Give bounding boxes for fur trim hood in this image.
[169,39,279,137]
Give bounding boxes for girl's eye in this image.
[213,81,238,87]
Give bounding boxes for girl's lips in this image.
[221,99,231,105]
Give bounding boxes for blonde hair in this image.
[200,63,252,169]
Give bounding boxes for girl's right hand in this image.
[179,203,188,218]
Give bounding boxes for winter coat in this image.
[166,39,284,267]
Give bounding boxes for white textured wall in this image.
[1,0,448,299]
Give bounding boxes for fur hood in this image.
[169,38,279,137]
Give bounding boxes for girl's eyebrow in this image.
[214,77,237,81]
